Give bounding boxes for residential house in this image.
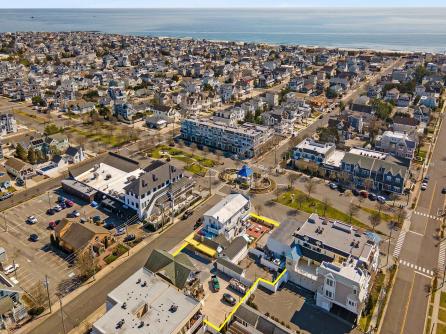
[0,114,18,137]
[65,146,85,164]
[413,105,431,124]
[4,157,34,179]
[385,88,400,102]
[202,193,250,242]
[0,274,26,329]
[54,219,110,254]
[375,131,417,160]
[392,116,419,136]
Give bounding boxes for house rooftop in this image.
[203,193,249,224]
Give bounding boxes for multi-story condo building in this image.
[375,131,417,160]
[292,138,336,166]
[180,118,274,159]
[340,148,409,194]
[264,214,380,322]
[0,114,18,136]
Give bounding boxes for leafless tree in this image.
[348,202,359,224]
[296,193,306,209]
[322,197,331,217]
[369,211,382,232]
[287,173,299,189]
[274,187,282,201]
[28,280,48,309]
[75,249,97,280]
[376,201,385,214]
[304,178,317,198]
[395,207,407,228]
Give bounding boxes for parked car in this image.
[423,175,430,182]
[421,183,428,191]
[27,216,38,224]
[65,200,74,207]
[222,293,236,306]
[48,221,57,229]
[29,234,39,242]
[442,187,446,194]
[69,210,80,218]
[377,196,386,204]
[211,275,220,292]
[0,193,13,201]
[59,202,67,209]
[46,208,55,215]
[3,264,19,275]
[329,182,338,190]
[360,190,368,198]
[368,193,377,201]
[92,215,102,223]
[193,220,203,230]
[57,196,65,203]
[124,234,136,242]
[352,189,360,196]
[115,227,125,236]
[54,205,62,212]
[182,209,193,220]
[16,178,25,186]
[337,185,346,193]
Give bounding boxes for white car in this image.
[3,264,19,275]
[421,183,428,191]
[27,216,38,224]
[54,205,62,212]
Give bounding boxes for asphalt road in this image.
[26,193,223,334]
[381,111,446,334]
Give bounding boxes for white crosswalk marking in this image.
[393,230,406,258]
[399,259,434,276]
[438,240,446,274]
[414,211,443,221]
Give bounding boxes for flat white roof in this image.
[204,193,249,224]
[349,147,387,160]
[76,162,144,199]
[93,268,200,334]
[324,150,345,168]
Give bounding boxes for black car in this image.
[222,293,236,306]
[337,186,346,193]
[0,193,12,201]
[46,208,55,215]
[368,193,377,201]
[442,187,446,194]
[182,210,193,220]
[352,189,360,196]
[193,220,203,230]
[29,234,39,242]
[124,234,136,242]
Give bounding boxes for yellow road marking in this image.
[172,242,188,257]
[399,270,416,334]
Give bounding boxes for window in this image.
[325,290,333,299]
[326,278,334,287]
[353,286,358,295]
[348,299,357,307]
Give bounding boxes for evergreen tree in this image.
[27,148,37,165]
[15,143,28,161]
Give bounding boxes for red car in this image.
[65,200,74,207]
[359,190,368,198]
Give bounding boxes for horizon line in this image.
[2,6,446,9]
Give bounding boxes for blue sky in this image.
[3,0,446,8]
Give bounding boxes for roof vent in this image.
[142,281,147,287]
[169,304,178,313]
[121,302,127,309]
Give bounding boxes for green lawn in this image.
[440,292,446,309]
[360,207,396,223]
[358,271,385,331]
[276,189,370,230]
[104,244,129,264]
[437,323,446,334]
[438,308,446,323]
[149,145,216,176]
[67,127,137,147]
[185,163,208,176]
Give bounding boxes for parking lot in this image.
[0,187,124,302]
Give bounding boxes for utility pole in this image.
[57,294,67,334]
[45,275,52,313]
[47,191,52,210]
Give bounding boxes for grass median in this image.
[275,188,370,230]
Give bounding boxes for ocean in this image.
[0,8,445,52]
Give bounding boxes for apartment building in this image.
[0,114,17,136]
[292,138,336,166]
[180,118,274,159]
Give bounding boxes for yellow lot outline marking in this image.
[249,213,281,227]
[204,269,288,332]
[171,216,284,332]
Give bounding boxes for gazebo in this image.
[237,165,254,183]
